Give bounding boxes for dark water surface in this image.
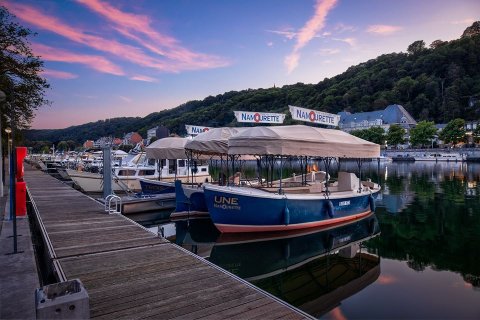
[160,161,480,319]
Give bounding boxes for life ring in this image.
[368,195,376,212]
[324,200,335,218]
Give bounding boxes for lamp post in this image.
[0,89,5,197]
[5,127,12,176]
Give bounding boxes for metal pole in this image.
[102,146,112,198]
[0,90,4,197]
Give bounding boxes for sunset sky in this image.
[3,0,479,129]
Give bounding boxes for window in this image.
[138,170,155,176]
[117,170,136,176]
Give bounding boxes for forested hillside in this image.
[25,23,480,145]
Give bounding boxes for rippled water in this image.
[155,161,480,319]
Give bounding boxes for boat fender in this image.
[368,218,376,235]
[324,200,335,218]
[283,205,290,225]
[368,195,376,212]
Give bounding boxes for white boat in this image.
[68,139,210,193]
[413,152,465,162]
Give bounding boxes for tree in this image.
[351,127,385,145]
[439,118,466,146]
[430,40,446,49]
[57,140,68,151]
[410,121,437,147]
[0,6,50,129]
[407,40,426,55]
[386,124,406,148]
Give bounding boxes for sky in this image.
[2,0,479,129]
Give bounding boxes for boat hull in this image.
[204,185,378,233]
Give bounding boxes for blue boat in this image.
[203,125,381,233]
[204,178,379,233]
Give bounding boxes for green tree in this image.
[0,6,50,129]
[57,140,68,151]
[439,118,466,146]
[410,121,437,147]
[351,126,385,145]
[386,124,406,148]
[407,40,426,55]
[395,76,417,100]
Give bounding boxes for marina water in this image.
[147,161,480,319]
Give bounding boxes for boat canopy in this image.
[227,125,380,158]
[146,137,188,159]
[185,127,248,156]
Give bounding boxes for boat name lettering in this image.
[339,200,350,206]
[213,196,241,210]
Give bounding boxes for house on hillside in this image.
[123,132,143,145]
[83,140,94,148]
[338,104,417,132]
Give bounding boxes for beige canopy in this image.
[227,125,380,158]
[146,137,188,159]
[185,127,248,156]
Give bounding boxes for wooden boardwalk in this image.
[24,167,309,319]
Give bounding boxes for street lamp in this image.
[0,89,5,197]
[5,127,12,168]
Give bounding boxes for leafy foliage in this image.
[409,121,437,147]
[386,124,406,147]
[350,126,385,145]
[0,6,50,129]
[439,118,466,145]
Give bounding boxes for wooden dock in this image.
[24,167,309,319]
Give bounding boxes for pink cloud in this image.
[4,1,229,73]
[76,0,230,70]
[130,75,158,82]
[41,69,78,79]
[333,37,357,46]
[32,43,124,75]
[285,0,338,73]
[367,24,403,35]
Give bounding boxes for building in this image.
[123,132,143,145]
[83,140,94,148]
[147,126,170,140]
[338,104,417,132]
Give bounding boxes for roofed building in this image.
[338,104,417,132]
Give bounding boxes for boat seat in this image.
[309,182,324,193]
[337,172,360,192]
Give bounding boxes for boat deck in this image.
[24,166,309,319]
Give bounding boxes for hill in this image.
[24,22,480,146]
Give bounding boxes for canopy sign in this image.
[234,111,285,124]
[185,125,212,135]
[289,105,340,126]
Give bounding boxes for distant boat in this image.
[413,152,465,162]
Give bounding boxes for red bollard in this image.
[16,147,28,181]
[15,181,27,216]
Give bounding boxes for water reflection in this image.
[173,214,381,317]
[146,161,480,318]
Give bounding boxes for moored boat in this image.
[203,125,381,233]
